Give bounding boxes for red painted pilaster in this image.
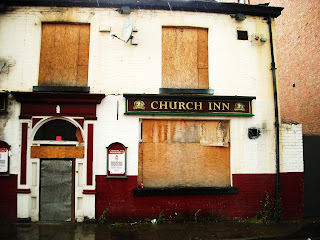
[87,124,93,185]
[20,123,28,185]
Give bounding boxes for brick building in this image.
[221,0,320,218]
[270,0,320,218]
[0,0,304,222]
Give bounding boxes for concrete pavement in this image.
[0,220,319,240]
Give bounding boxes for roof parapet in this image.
[4,0,283,18]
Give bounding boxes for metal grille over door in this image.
[40,160,73,221]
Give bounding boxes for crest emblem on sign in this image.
[133,100,145,110]
[234,102,245,112]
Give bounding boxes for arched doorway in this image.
[32,118,84,221]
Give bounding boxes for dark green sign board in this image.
[124,94,255,116]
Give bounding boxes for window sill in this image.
[159,88,214,95]
[133,186,237,196]
[33,86,90,93]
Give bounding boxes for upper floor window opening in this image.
[162,27,209,90]
[38,23,90,88]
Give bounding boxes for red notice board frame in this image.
[106,142,127,178]
[0,141,10,176]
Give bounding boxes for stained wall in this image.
[0,6,304,221]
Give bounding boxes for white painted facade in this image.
[0,6,302,222]
[280,123,304,173]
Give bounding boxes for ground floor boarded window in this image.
[138,119,230,188]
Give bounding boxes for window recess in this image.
[237,30,248,40]
[0,92,8,113]
[138,120,230,189]
[162,27,210,93]
[38,23,90,90]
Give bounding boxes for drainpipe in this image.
[267,16,281,219]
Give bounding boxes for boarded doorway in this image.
[40,159,74,221]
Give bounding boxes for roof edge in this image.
[3,0,283,18]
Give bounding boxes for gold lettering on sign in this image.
[159,101,168,110]
[213,102,221,110]
[208,102,230,111]
[222,103,230,110]
[178,102,186,110]
[129,98,250,114]
[151,101,158,109]
[186,102,194,110]
[194,102,203,110]
[169,101,178,110]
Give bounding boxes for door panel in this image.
[304,136,320,217]
[40,159,73,221]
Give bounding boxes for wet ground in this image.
[1,220,320,240]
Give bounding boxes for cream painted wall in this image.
[0,7,280,175]
[1,8,274,94]
[0,6,300,221]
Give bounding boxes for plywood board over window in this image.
[39,23,90,86]
[139,120,230,188]
[162,27,208,89]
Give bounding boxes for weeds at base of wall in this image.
[151,211,166,225]
[153,210,221,224]
[97,209,230,225]
[255,192,281,224]
[98,208,109,224]
[206,211,220,222]
[194,209,201,223]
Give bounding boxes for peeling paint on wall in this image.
[200,120,229,147]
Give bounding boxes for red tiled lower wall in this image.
[0,175,18,221]
[96,173,303,221]
[280,172,304,219]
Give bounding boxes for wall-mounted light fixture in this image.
[118,6,131,14]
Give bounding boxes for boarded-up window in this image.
[139,120,230,188]
[162,27,208,89]
[38,23,90,86]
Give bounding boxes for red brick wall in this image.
[96,173,303,221]
[271,0,320,136]
[218,1,319,136]
[0,175,17,221]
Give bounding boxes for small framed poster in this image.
[106,142,127,178]
[0,148,9,173]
